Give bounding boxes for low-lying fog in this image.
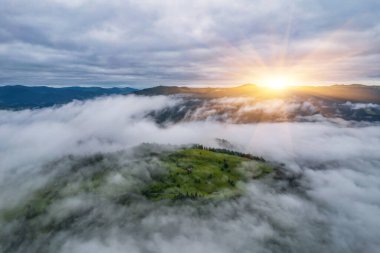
[1,95,379,253]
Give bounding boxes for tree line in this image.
[191,144,266,162]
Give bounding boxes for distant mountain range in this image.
[0,85,137,109]
[1,84,380,118]
[136,84,380,103]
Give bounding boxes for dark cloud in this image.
[0,0,379,86]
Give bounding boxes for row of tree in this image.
[192,144,266,162]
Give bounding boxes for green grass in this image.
[1,170,106,222]
[141,148,268,201]
[2,184,61,222]
[255,163,273,177]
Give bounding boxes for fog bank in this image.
[1,94,379,253]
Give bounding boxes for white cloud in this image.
[0,94,380,252]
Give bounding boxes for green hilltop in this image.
[142,147,272,200]
[0,145,275,251]
[1,146,274,223]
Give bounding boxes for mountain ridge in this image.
[134,83,380,103]
[1,84,380,110]
[0,85,137,110]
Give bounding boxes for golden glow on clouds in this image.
[229,19,367,87]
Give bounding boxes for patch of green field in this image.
[255,163,273,177]
[2,186,58,221]
[141,148,272,201]
[1,169,107,223]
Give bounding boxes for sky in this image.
[0,0,380,87]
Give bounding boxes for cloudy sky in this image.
[0,0,379,87]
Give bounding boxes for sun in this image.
[265,78,289,89]
[244,70,298,90]
[261,75,293,90]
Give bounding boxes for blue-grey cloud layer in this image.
[0,0,379,87]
